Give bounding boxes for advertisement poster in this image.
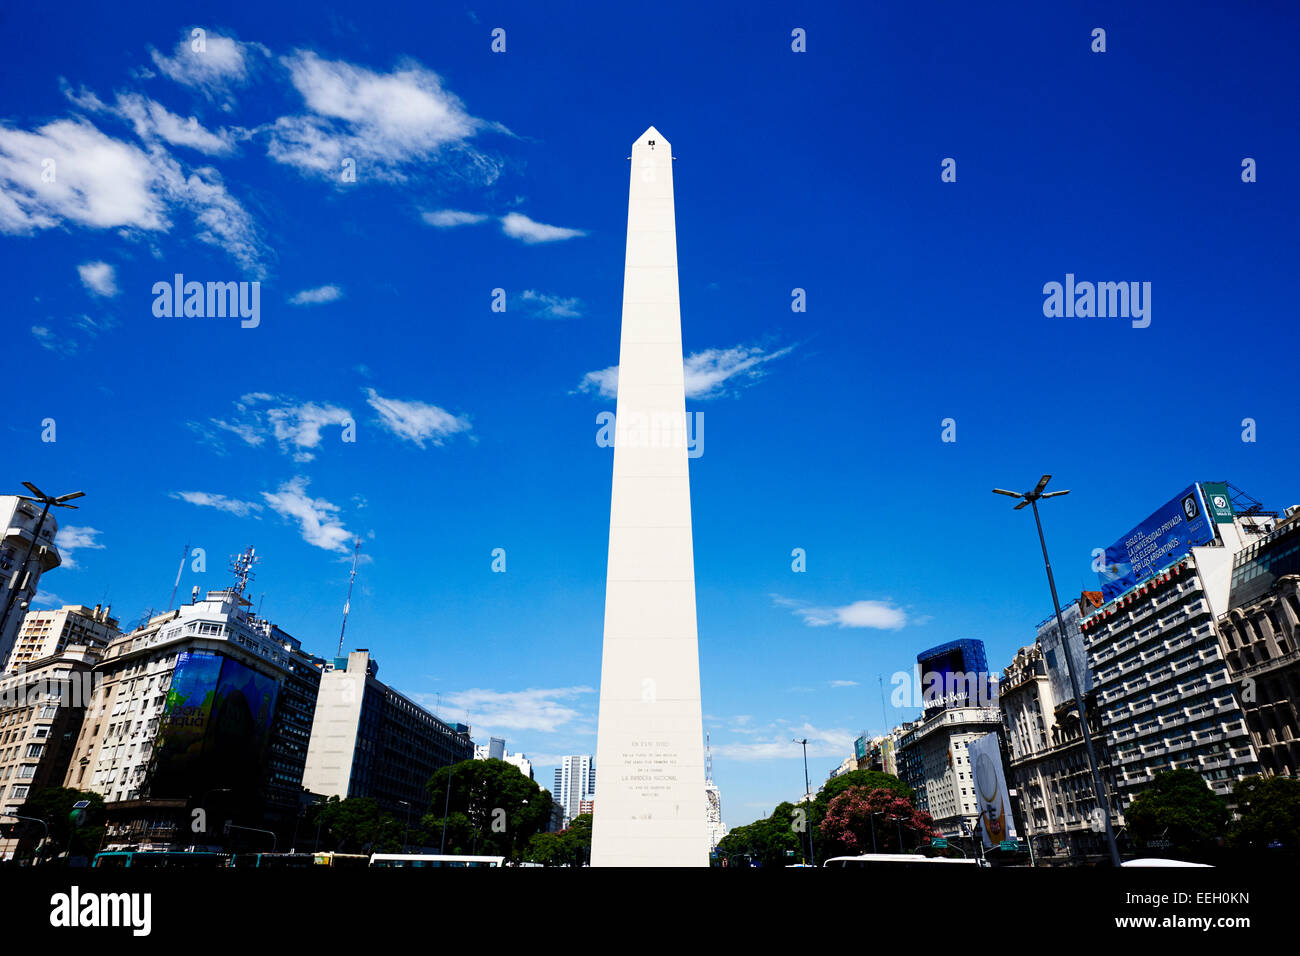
[1098,484,1216,601]
[968,731,1016,849]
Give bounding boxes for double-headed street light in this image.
[993,474,1122,867]
[0,483,84,644]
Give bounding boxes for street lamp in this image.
[0,483,85,644]
[398,799,411,852]
[1,813,49,864]
[792,738,815,866]
[992,474,1122,868]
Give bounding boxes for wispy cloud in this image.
[261,476,354,552]
[829,679,860,688]
[289,284,342,305]
[421,209,488,228]
[364,387,471,448]
[267,51,498,183]
[521,289,582,318]
[149,31,266,101]
[423,686,595,734]
[77,260,118,297]
[55,525,106,569]
[711,721,854,761]
[773,595,910,630]
[500,212,584,244]
[575,343,795,399]
[171,490,264,517]
[191,393,353,462]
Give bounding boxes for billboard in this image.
[968,732,1016,850]
[150,651,279,798]
[1037,600,1091,702]
[1098,484,1216,601]
[917,639,993,718]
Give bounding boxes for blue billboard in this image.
[1098,484,1216,602]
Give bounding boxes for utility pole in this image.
[792,738,815,866]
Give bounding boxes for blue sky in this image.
[2,1,1297,827]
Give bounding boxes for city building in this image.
[5,604,119,673]
[1081,483,1265,809]
[854,731,902,776]
[553,755,595,827]
[896,704,1004,837]
[473,737,506,761]
[1218,503,1300,779]
[63,565,324,849]
[1036,592,1103,707]
[0,496,62,670]
[301,649,473,816]
[827,755,857,780]
[0,644,101,859]
[998,643,1124,863]
[705,734,726,850]
[504,751,533,780]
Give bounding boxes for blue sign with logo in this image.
[1099,484,1215,601]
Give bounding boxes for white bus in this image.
[369,853,505,868]
[823,853,980,869]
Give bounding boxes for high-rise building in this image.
[63,571,323,849]
[503,752,533,780]
[553,754,595,827]
[6,603,119,673]
[705,734,726,850]
[1036,592,1103,707]
[592,126,707,867]
[896,704,1004,837]
[1082,483,1264,809]
[0,643,101,859]
[0,497,62,669]
[474,737,507,761]
[301,649,473,816]
[1217,503,1300,779]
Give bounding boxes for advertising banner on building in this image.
[1202,482,1234,524]
[1098,484,1216,601]
[968,732,1015,850]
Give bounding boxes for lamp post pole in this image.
[993,475,1122,868]
[793,738,815,866]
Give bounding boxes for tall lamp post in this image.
[0,483,84,644]
[792,738,815,866]
[992,474,1122,868]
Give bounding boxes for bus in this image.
[230,852,317,868]
[823,853,981,869]
[311,852,370,868]
[369,853,505,868]
[93,851,230,869]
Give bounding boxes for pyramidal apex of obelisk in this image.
[590,127,708,867]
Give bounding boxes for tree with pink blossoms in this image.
[819,786,940,856]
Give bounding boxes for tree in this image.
[716,802,804,868]
[424,759,552,860]
[1229,775,1300,854]
[311,797,401,853]
[819,786,938,857]
[1125,769,1228,859]
[522,813,593,867]
[11,787,105,862]
[809,770,913,836]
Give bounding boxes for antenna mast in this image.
[228,546,258,603]
[167,541,190,610]
[706,731,714,784]
[337,538,362,657]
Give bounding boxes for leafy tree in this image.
[523,813,593,867]
[809,771,913,836]
[1125,769,1228,859]
[819,786,938,857]
[424,758,552,860]
[13,787,105,862]
[312,797,401,853]
[717,801,804,867]
[1228,775,1300,854]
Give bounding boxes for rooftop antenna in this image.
[167,540,190,611]
[705,731,714,784]
[228,546,258,604]
[878,674,889,732]
[257,592,265,618]
[337,538,362,658]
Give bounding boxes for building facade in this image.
[6,604,119,673]
[0,644,101,859]
[552,754,595,827]
[301,649,473,816]
[896,705,1004,837]
[1218,506,1300,779]
[0,497,62,670]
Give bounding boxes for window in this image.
[17,765,35,779]
[25,744,43,759]
[10,785,28,800]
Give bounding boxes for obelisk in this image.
[590,127,708,867]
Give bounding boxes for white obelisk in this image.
[591,127,707,867]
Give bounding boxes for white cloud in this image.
[500,212,584,244]
[265,401,353,462]
[421,209,488,228]
[429,686,595,733]
[575,343,795,399]
[712,722,854,761]
[31,325,74,355]
[150,32,262,96]
[289,284,343,305]
[261,476,354,553]
[268,51,497,182]
[171,490,263,517]
[521,289,581,318]
[77,260,118,297]
[64,84,237,156]
[774,595,910,631]
[829,680,860,688]
[0,118,265,274]
[55,525,105,569]
[364,387,471,448]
